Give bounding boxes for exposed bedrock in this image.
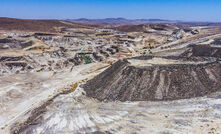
[83,56,221,101]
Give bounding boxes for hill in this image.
[0,17,97,33]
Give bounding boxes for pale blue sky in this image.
[0,0,220,22]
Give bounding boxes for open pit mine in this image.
[0,18,221,134]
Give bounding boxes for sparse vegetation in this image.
[80,54,92,64]
[71,83,78,92]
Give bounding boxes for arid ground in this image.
[0,18,221,134]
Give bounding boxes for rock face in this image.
[83,56,221,101]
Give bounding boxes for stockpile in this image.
[83,56,221,101]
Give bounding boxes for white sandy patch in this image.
[128,57,179,67]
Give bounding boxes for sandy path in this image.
[0,62,109,133]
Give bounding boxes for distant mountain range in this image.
[67,18,179,26]
[67,18,221,27]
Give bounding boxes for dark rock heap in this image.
[182,44,221,58]
[83,56,221,101]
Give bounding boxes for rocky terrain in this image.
[83,56,221,101]
[1,21,200,75]
[0,18,221,134]
[83,37,221,102]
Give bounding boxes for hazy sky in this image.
[0,0,221,22]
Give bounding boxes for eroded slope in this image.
[83,56,221,101]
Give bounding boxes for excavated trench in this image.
[83,56,221,101]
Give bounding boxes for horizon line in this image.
[0,16,221,23]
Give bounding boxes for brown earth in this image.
[0,17,98,33]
